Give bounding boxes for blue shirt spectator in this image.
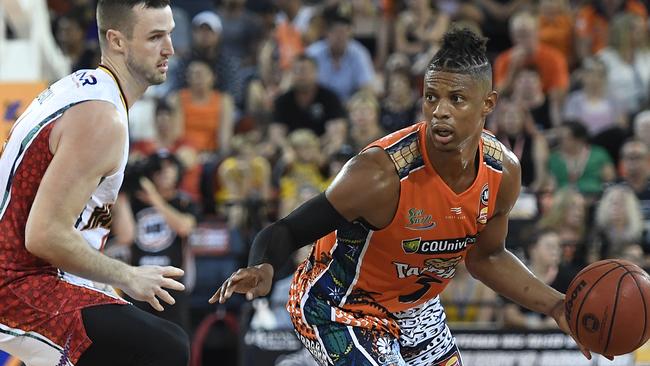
[305,9,375,102]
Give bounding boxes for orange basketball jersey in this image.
[289,122,505,328]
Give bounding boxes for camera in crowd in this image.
[122,149,184,195]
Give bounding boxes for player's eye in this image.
[452,95,465,103]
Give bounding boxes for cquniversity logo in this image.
[401,236,476,254]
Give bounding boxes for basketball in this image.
[564,259,650,356]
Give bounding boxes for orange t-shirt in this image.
[275,21,304,70]
[288,122,504,335]
[179,89,222,152]
[539,13,574,65]
[493,43,569,93]
[575,1,648,55]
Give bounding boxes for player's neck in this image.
[429,144,479,189]
[99,59,147,109]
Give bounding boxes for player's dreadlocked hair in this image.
[427,27,492,86]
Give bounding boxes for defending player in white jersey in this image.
[0,1,189,365]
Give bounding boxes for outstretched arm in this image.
[210,147,400,303]
[464,149,594,359]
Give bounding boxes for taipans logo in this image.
[477,184,489,225]
[394,256,462,279]
[401,236,476,254]
[405,208,436,230]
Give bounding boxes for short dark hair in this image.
[144,150,184,186]
[563,120,589,142]
[426,27,492,87]
[294,54,318,68]
[97,0,170,43]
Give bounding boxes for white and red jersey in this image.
[0,66,129,364]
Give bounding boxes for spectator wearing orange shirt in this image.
[575,0,647,63]
[494,11,569,128]
[169,60,235,157]
[538,0,575,67]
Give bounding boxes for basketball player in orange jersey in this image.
[0,1,189,365]
[212,28,601,365]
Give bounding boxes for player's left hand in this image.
[550,299,614,361]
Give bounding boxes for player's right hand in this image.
[209,263,274,304]
[122,265,185,312]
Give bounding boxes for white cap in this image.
[192,11,222,33]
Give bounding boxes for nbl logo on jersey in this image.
[477,184,489,225]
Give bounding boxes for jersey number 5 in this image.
[398,273,442,303]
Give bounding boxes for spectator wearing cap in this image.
[158,11,239,99]
[306,7,376,102]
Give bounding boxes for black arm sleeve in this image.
[248,192,348,268]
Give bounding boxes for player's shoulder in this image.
[491,142,521,214]
[58,100,124,138]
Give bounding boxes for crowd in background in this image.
[29,0,650,362]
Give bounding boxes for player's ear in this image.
[482,90,498,116]
[105,29,125,53]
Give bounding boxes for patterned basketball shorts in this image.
[290,295,462,366]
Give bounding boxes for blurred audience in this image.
[538,187,589,267]
[598,12,650,118]
[492,98,549,191]
[54,8,100,70]
[493,11,569,128]
[169,60,235,156]
[380,59,419,133]
[440,262,498,326]
[548,121,615,198]
[503,229,568,329]
[537,0,574,67]
[306,6,375,102]
[348,91,386,151]
[574,0,647,63]
[114,151,199,333]
[591,185,644,260]
[272,54,347,137]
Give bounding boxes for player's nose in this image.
[163,35,174,57]
[432,99,451,120]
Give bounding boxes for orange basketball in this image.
[564,259,650,356]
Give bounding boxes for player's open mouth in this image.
[433,125,454,144]
[157,61,168,72]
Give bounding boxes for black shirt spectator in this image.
[272,55,346,136]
